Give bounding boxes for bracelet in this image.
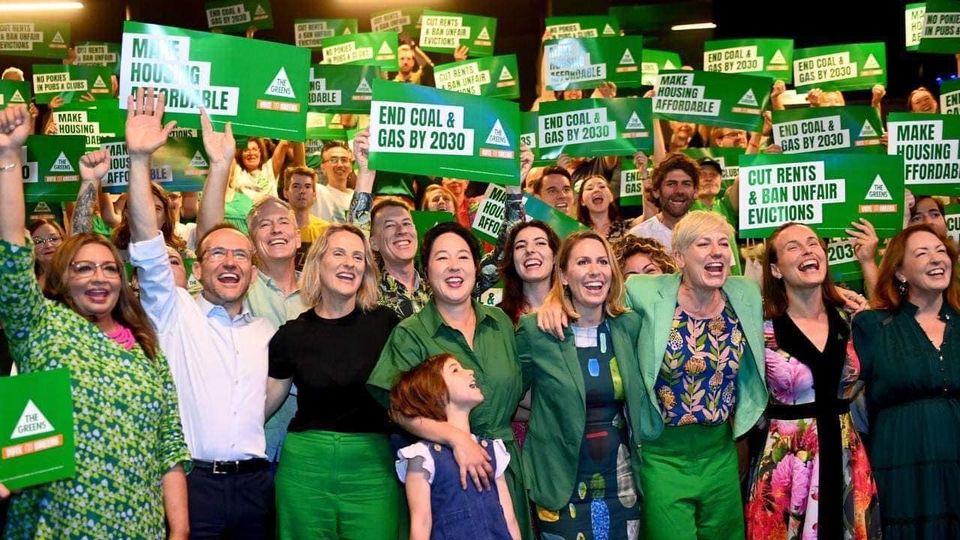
[0,162,17,172]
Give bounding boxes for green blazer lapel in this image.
[647,275,680,387]
[610,316,634,393]
[560,326,586,410]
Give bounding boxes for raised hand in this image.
[125,87,177,157]
[0,105,31,153]
[79,149,111,183]
[353,129,370,173]
[454,45,469,62]
[520,142,534,181]
[199,108,234,168]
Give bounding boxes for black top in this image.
[269,305,400,434]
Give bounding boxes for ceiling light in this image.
[671,22,716,31]
[0,2,84,12]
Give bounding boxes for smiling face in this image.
[372,205,417,266]
[442,358,484,408]
[426,232,476,307]
[197,228,255,308]
[579,176,613,216]
[910,89,939,113]
[241,140,262,172]
[166,246,188,289]
[677,230,732,291]
[561,238,613,314]
[698,166,722,198]
[899,230,952,298]
[424,188,456,213]
[67,243,122,322]
[655,169,696,219]
[321,145,353,188]
[32,223,63,264]
[539,173,575,215]
[251,202,300,264]
[512,226,554,284]
[318,230,367,305]
[769,224,827,291]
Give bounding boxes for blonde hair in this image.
[672,210,735,256]
[245,196,297,240]
[300,224,380,311]
[547,230,627,321]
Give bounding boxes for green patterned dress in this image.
[0,239,191,539]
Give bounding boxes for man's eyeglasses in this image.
[32,235,62,246]
[70,261,122,279]
[323,157,352,165]
[203,247,252,263]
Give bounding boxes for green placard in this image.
[370,8,423,38]
[684,147,745,191]
[120,21,310,141]
[32,65,114,105]
[321,31,399,71]
[205,0,273,33]
[704,39,794,83]
[524,192,587,238]
[0,369,75,491]
[51,100,123,150]
[309,64,380,113]
[619,168,646,206]
[305,112,349,140]
[826,238,864,283]
[519,111,553,166]
[74,42,121,70]
[412,210,455,244]
[0,81,30,111]
[942,79,960,114]
[792,43,887,92]
[887,112,960,195]
[0,22,69,59]
[544,36,644,91]
[652,70,772,132]
[906,3,928,51]
[470,185,586,243]
[368,80,520,185]
[21,135,85,202]
[945,203,960,244]
[918,0,960,53]
[771,105,884,154]
[738,153,904,238]
[545,16,620,39]
[537,97,653,160]
[642,49,682,86]
[434,54,519,99]
[100,137,211,193]
[419,10,497,57]
[295,19,357,49]
[25,200,64,225]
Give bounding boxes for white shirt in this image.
[312,183,354,224]
[129,233,273,461]
[628,215,674,251]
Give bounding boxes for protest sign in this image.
[906,3,928,51]
[100,138,211,193]
[704,39,794,83]
[74,42,121,70]
[887,112,960,195]
[419,10,497,57]
[205,0,273,33]
[369,80,520,184]
[413,210,455,244]
[120,22,309,141]
[942,79,960,114]
[295,19,357,49]
[918,0,960,53]
[51,100,123,150]
[305,112,354,141]
[945,203,960,244]
[652,70,771,132]
[321,31,399,71]
[0,22,69,59]
[537,97,653,160]
[619,168,647,206]
[471,184,586,243]
[309,64,379,113]
[544,36,644,90]
[0,81,30,111]
[0,369,75,491]
[519,111,554,166]
[641,49,682,86]
[826,238,864,283]
[524,192,587,238]
[25,201,64,225]
[20,135,85,203]
[684,147,745,191]
[545,16,620,38]
[738,153,904,238]
[370,8,423,38]
[771,105,884,154]
[792,43,887,92]
[434,54,519,99]
[32,65,114,105]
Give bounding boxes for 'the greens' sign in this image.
[942,79,960,114]
[419,10,497,57]
[771,105,884,154]
[545,16,620,38]
[0,81,30,111]
[434,55,519,99]
[295,19,357,49]
[32,65,114,105]
[309,64,379,113]
[205,0,273,33]
[792,43,887,92]
[918,0,960,53]
[537,97,653,159]
[704,39,793,83]
[0,22,69,59]
[545,36,644,90]
[641,49,682,86]
[21,135,85,202]
[321,31,399,71]
[653,70,771,132]
[887,113,960,195]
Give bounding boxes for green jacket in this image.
[515,311,659,510]
[624,273,767,439]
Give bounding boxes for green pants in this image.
[276,431,402,540]
[640,423,744,540]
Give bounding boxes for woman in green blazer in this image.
[516,230,660,540]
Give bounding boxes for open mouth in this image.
[583,280,605,293]
[591,195,605,205]
[85,288,110,302]
[218,272,240,284]
[445,276,464,288]
[704,262,725,275]
[927,267,946,277]
[336,271,356,283]
[523,258,542,270]
[798,259,820,272]
[556,201,569,211]
[393,238,412,250]
[268,238,288,247]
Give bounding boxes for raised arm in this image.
[126,87,177,243]
[0,105,32,245]
[195,110,236,240]
[71,150,110,235]
[270,139,289,178]
[347,129,375,233]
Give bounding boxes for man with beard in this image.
[628,153,699,252]
[314,141,355,224]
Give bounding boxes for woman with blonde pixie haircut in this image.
[516,230,655,539]
[265,223,402,539]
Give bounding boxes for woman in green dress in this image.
[368,221,531,538]
[852,224,960,539]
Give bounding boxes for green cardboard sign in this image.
[771,105,884,154]
[738,153,904,238]
[370,8,423,38]
[21,135,85,202]
[0,81,30,111]
[642,49,682,87]
[309,64,380,113]
[0,369,75,491]
[412,210,455,244]
[321,31,399,71]
[544,36,644,90]
[826,238,864,282]
[419,10,497,57]
[524,193,587,238]
[537,97,653,160]
[792,43,887,92]
[945,203,960,244]
[918,0,960,53]
[906,3,928,51]
[434,54,519,99]
[32,65,114,105]
[619,168,646,206]
[519,111,554,166]
[0,22,69,59]
[653,70,772,132]
[74,42,121,70]
[100,137,211,193]
[305,112,349,140]
[887,112,960,195]
[704,39,794,83]
[120,21,310,141]
[545,16,620,39]
[295,19,357,49]
[471,184,586,243]
[205,0,273,33]
[942,78,960,114]
[684,147,745,191]
[51,100,123,150]
[368,80,520,185]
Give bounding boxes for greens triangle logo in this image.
[738,88,758,106]
[50,152,74,173]
[343,27,352,35]
[863,54,880,70]
[265,67,296,99]
[859,120,878,138]
[355,78,372,94]
[254,4,267,16]
[34,201,52,213]
[498,66,513,81]
[378,41,394,56]
[865,174,892,201]
[92,75,108,89]
[625,111,645,130]
[11,400,54,440]
[619,48,636,65]
[485,119,510,146]
[602,24,616,35]
[476,27,490,41]
[769,49,787,65]
[51,32,65,44]
[663,59,677,70]
[190,150,208,168]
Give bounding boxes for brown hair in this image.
[612,235,678,274]
[112,182,185,251]
[649,153,699,206]
[388,353,454,422]
[44,233,160,361]
[873,224,960,312]
[419,184,457,211]
[29,218,66,276]
[531,166,572,195]
[498,221,561,324]
[762,223,846,319]
[547,230,627,321]
[236,137,269,171]
[299,224,380,311]
[576,175,621,228]
[283,165,318,191]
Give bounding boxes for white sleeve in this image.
[396,442,435,485]
[492,439,511,479]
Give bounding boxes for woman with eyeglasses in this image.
[28,218,65,288]
[0,104,191,538]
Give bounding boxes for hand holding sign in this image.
[845,218,879,264]
[0,105,30,154]
[353,128,370,173]
[199,108,234,168]
[125,88,177,157]
[79,149,110,184]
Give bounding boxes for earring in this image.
[897,278,908,297]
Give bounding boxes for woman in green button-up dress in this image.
[368,222,531,539]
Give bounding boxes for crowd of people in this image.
[1,10,960,540]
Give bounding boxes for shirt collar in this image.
[196,292,254,323]
[256,269,301,298]
[422,298,493,337]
